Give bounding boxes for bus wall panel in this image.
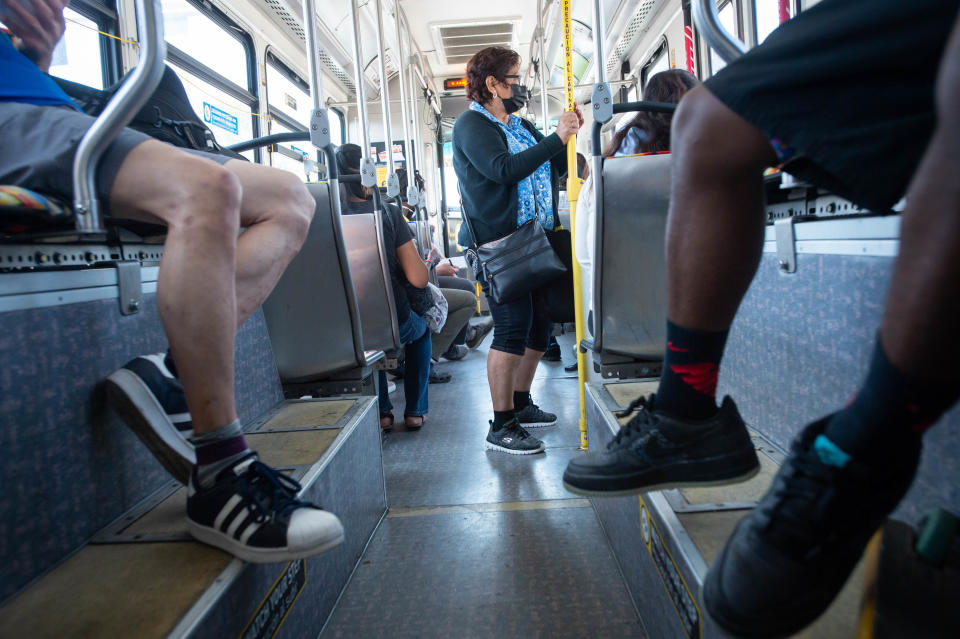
[719,253,960,524]
[0,295,283,602]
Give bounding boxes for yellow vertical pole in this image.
[561,0,588,450]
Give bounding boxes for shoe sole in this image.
[105,369,195,485]
[188,520,345,564]
[484,440,546,455]
[516,420,557,428]
[562,459,761,498]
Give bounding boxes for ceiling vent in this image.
[605,0,666,77]
[433,21,518,67]
[261,0,356,94]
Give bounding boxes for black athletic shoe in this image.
[515,402,558,428]
[442,344,469,361]
[105,354,196,484]
[187,452,345,564]
[465,318,493,349]
[484,419,545,455]
[703,418,919,638]
[562,394,759,496]
[542,339,562,362]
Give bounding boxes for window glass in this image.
[266,61,310,126]
[268,120,313,181]
[48,9,104,88]
[709,2,738,75]
[755,0,795,44]
[162,0,248,88]
[329,108,344,146]
[643,48,671,88]
[168,62,255,161]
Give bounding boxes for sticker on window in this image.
[284,93,297,110]
[203,102,238,135]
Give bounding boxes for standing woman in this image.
[453,46,583,454]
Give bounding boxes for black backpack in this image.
[54,67,247,162]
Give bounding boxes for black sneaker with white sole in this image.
[105,354,195,484]
[484,419,545,455]
[187,452,345,564]
[515,402,558,428]
[702,418,919,638]
[562,394,759,496]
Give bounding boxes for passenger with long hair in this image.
[574,69,699,335]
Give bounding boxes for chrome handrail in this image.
[692,0,747,65]
[72,0,166,234]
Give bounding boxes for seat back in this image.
[262,182,366,382]
[340,211,402,353]
[594,153,671,360]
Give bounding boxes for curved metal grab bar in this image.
[227,131,311,153]
[72,0,166,233]
[692,0,747,65]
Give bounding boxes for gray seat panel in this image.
[595,153,671,360]
[263,182,365,382]
[341,212,402,353]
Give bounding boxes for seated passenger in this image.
[335,145,432,430]
[0,1,343,563]
[573,70,698,336]
[563,1,960,635]
[452,46,583,454]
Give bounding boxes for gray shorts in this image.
[0,101,231,215]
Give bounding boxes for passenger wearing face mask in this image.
[452,45,583,455]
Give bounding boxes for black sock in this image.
[822,339,958,466]
[513,391,531,411]
[164,348,179,379]
[657,320,729,420]
[492,410,515,431]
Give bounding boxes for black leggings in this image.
[486,288,551,356]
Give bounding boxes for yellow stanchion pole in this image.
[561,0,589,450]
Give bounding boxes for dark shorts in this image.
[486,288,551,356]
[704,0,960,212]
[0,101,231,215]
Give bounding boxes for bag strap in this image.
[456,182,481,248]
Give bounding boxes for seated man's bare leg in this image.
[219,161,315,327]
[109,140,242,436]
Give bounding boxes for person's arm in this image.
[455,112,564,185]
[0,0,69,72]
[398,240,429,288]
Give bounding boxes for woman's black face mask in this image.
[501,77,529,114]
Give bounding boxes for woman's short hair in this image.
[465,46,521,104]
[604,69,699,157]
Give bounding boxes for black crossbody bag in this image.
[461,191,567,304]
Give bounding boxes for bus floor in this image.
[320,332,648,638]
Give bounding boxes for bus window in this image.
[755,0,796,44]
[161,0,249,89]
[48,9,104,89]
[168,62,256,161]
[329,108,345,146]
[268,121,313,180]
[709,1,738,75]
[641,38,670,89]
[266,55,311,126]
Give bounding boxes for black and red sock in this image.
[822,339,959,465]
[656,320,729,420]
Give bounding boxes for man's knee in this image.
[672,85,776,175]
[173,159,243,238]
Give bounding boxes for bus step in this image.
[0,396,385,639]
[584,380,866,638]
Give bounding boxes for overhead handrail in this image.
[73,0,166,234]
[692,0,747,65]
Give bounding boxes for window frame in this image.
[264,50,322,175]
[58,0,123,87]
[162,0,260,160]
[639,36,670,90]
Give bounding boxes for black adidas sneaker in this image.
[562,394,760,496]
[484,419,545,455]
[515,402,558,428]
[105,354,195,483]
[703,418,920,638]
[187,452,344,563]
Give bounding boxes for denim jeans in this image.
[378,311,431,417]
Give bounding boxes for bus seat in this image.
[593,153,671,377]
[0,186,74,235]
[262,182,368,385]
[340,212,403,354]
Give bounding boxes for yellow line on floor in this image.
[387,499,591,518]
